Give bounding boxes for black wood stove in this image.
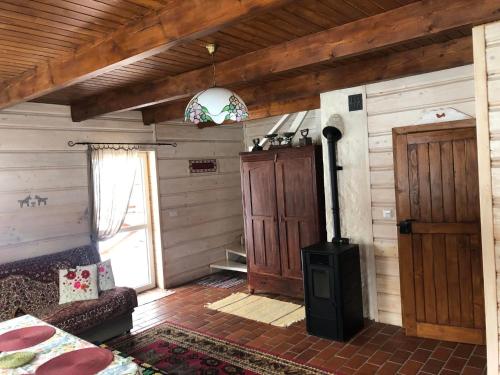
[301,126,364,341]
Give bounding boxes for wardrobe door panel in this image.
[242,159,281,276]
[276,152,319,280]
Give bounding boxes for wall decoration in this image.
[18,195,31,208]
[18,195,48,208]
[189,159,217,173]
[414,107,472,124]
[35,195,48,206]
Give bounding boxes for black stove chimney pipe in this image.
[322,126,348,244]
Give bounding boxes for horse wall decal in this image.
[34,195,48,206]
[18,195,31,208]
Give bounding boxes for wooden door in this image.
[275,150,319,280]
[242,158,281,276]
[393,119,485,345]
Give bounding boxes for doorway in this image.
[99,151,158,293]
[392,119,485,345]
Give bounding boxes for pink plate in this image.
[0,326,56,351]
[35,347,114,375]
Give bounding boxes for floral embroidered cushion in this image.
[58,265,99,304]
[79,260,115,292]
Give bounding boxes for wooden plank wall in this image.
[154,122,244,287]
[0,102,152,263]
[243,110,321,150]
[485,23,500,359]
[473,21,500,373]
[365,65,476,326]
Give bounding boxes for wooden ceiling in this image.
[0,0,497,124]
[18,0,419,104]
[0,1,166,79]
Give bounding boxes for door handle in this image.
[398,219,414,234]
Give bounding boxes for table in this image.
[0,315,138,374]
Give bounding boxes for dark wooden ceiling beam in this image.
[0,0,291,109]
[142,36,472,124]
[248,96,321,121]
[71,0,498,121]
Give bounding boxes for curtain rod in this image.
[67,141,177,147]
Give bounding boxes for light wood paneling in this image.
[0,103,243,290]
[473,21,500,374]
[366,65,476,326]
[0,102,152,263]
[155,121,244,287]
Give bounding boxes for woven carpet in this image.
[195,271,246,289]
[206,292,305,328]
[109,323,328,375]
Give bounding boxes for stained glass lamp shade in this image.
[185,87,249,125]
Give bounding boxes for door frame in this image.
[137,152,157,293]
[392,118,486,344]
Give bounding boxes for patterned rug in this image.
[195,271,246,289]
[109,323,329,374]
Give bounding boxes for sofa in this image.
[0,245,137,343]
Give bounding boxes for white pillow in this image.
[96,260,115,291]
[58,265,99,304]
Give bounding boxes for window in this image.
[99,152,157,292]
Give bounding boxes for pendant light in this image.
[185,43,249,125]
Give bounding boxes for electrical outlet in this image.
[382,209,393,219]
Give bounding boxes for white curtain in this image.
[90,147,140,241]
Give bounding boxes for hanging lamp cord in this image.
[211,50,216,88]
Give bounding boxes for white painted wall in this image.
[320,65,476,327]
[155,122,244,287]
[320,87,377,320]
[0,102,153,263]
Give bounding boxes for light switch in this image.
[382,209,393,219]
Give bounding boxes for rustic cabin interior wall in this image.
[319,65,476,327]
[0,102,153,263]
[154,121,244,287]
[472,20,500,374]
[366,65,476,326]
[0,103,244,290]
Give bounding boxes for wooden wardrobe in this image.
[240,145,325,298]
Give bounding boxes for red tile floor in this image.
[128,281,487,374]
